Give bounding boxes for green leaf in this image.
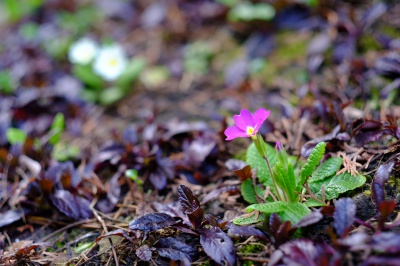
[0,70,15,94]
[72,64,104,89]
[49,113,65,145]
[310,157,343,182]
[116,57,146,89]
[246,201,287,213]
[228,3,275,22]
[273,162,298,202]
[298,142,326,190]
[245,202,310,224]
[99,87,125,105]
[233,213,265,225]
[6,128,27,145]
[241,179,258,204]
[246,142,278,190]
[309,172,366,201]
[278,202,311,224]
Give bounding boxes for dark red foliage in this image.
[177,185,204,229]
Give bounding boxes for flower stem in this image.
[252,134,284,201]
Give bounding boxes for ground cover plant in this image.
[0,0,399,265]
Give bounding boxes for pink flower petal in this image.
[224,126,249,140]
[253,108,270,125]
[234,109,255,130]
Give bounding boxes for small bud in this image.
[275,141,283,151]
[275,141,288,168]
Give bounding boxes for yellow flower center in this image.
[108,58,118,67]
[246,126,255,136]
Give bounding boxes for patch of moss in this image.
[238,243,264,254]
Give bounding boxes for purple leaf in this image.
[200,227,236,266]
[224,59,248,89]
[155,237,197,261]
[50,190,92,220]
[178,185,204,229]
[245,33,274,60]
[224,159,247,171]
[375,52,400,79]
[96,229,134,243]
[226,223,268,242]
[360,3,387,31]
[140,2,166,29]
[372,161,395,207]
[0,209,24,228]
[276,239,331,266]
[178,185,201,213]
[334,198,356,238]
[136,245,152,261]
[370,232,400,254]
[381,78,400,99]
[129,213,177,233]
[293,211,323,229]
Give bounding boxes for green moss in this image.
[238,243,264,254]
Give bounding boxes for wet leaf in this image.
[372,161,395,207]
[226,222,268,242]
[155,237,197,261]
[136,245,152,261]
[129,213,177,233]
[50,190,92,220]
[334,198,356,238]
[178,185,204,229]
[200,227,236,266]
[0,209,23,228]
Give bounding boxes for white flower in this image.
[68,37,98,65]
[93,44,128,81]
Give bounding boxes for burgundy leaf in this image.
[334,198,356,238]
[372,161,395,207]
[129,213,177,233]
[293,211,323,229]
[226,223,268,242]
[233,165,252,181]
[50,190,92,220]
[275,221,294,247]
[269,213,283,236]
[378,200,396,231]
[155,237,197,261]
[200,227,236,266]
[136,245,152,261]
[178,185,204,228]
[15,242,52,256]
[96,229,134,243]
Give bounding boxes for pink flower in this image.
[224,108,270,140]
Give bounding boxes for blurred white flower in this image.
[68,37,98,65]
[93,44,128,81]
